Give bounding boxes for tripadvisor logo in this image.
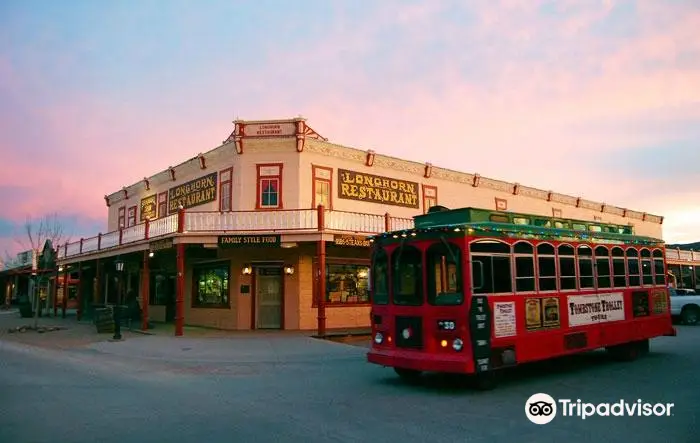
[525,393,675,424]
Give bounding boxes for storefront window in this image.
[325,263,370,304]
[192,262,230,308]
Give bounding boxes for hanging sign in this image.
[333,235,371,247]
[218,235,281,247]
[140,194,157,221]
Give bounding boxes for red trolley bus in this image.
[366,206,676,389]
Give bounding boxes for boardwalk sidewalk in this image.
[0,310,370,365]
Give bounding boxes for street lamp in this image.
[113,258,124,340]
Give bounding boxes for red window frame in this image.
[157,192,167,218]
[256,163,283,210]
[117,206,126,229]
[422,184,438,213]
[312,165,333,209]
[219,167,233,211]
[127,205,137,227]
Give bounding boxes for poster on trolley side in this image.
[567,292,625,327]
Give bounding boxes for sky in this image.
[1,0,699,258]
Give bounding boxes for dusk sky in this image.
[1,0,699,258]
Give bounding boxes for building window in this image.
[219,167,233,211]
[312,165,332,209]
[422,185,438,213]
[192,262,230,308]
[256,163,283,209]
[118,206,126,229]
[315,260,370,305]
[127,206,137,227]
[157,192,167,218]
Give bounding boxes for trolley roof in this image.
[370,206,664,247]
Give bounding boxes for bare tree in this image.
[17,213,72,327]
[17,213,68,252]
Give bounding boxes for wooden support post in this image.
[141,250,150,331]
[317,204,326,338]
[175,243,185,336]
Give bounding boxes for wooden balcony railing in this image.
[55,207,416,260]
[52,206,700,263]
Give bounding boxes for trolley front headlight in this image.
[452,338,464,351]
[374,332,384,344]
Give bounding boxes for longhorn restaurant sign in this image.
[338,169,419,208]
[168,172,218,214]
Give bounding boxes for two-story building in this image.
[55,117,672,336]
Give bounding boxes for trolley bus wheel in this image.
[638,339,650,356]
[472,371,498,391]
[394,367,422,383]
[607,342,641,362]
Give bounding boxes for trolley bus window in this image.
[392,245,423,306]
[537,243,557,291]
[626,248,641,286]
[641,249,653,285]
[514,241,535,292]
[427,241,463,305]
[653,249,666,285]
[470,240,512,294]
[558,244,577,290]
[612,247,627,287]
[577,245,595,289]
[595,246,612,288]
[372,248,389,305]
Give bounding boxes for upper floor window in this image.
[127,206,137,227]
[312,165,332,209]
[219,167,233,211]
[118,206,126,228]
[257,163,283,209]
[422,185,438,213]
[157,192,167,218]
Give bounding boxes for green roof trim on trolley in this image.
[369,206,664,247]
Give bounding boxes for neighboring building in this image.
[55,117,669,334]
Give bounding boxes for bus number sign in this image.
[437,320,456,331]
